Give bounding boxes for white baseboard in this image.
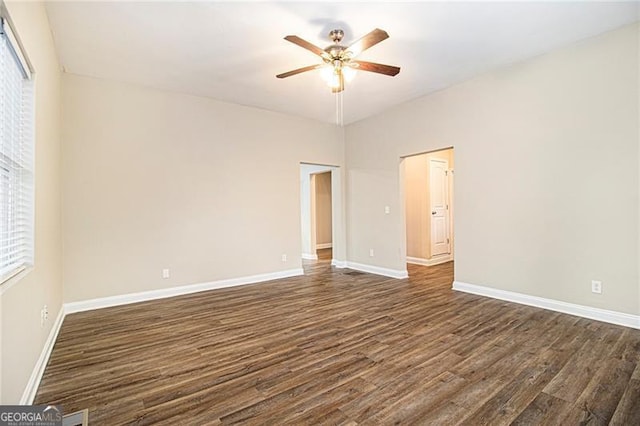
[452,281,640,330]
[407,255,452,266]
[20,306,65,404]
[331,259,347,268]
[301,253,318,260]
[316,243,333,249]
[345,261,408,279]
[65,268,304,314]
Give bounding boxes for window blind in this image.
[0,17,34,284]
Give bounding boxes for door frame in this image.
[299,163,344,266]
[400,147,455,268]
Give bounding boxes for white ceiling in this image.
[45,1,639,124]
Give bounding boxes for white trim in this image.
[0,266,33,296]
[345,261,408,279]
[301,253,318,261]
[452,281,640,330]
[20,306,65,404]
[406,255,452,266]
[331,259,347,268]
[0,13,32,77]
[65,269,304,314]
[316,243,332,249]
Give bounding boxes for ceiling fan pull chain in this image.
[335,91,339,125]
[335,91,344,127]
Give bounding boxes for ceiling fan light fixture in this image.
[342,66,356,83]
[320,65,336,84]
[321,63,353,88]
[327,69,342,89]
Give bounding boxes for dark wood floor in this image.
[36,250,640,425]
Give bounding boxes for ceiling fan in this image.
[276,28,400,93]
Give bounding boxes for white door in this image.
[430,158,451,257]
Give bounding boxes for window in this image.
[0,16,33,284]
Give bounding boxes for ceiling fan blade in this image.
[352,60,400,76]
[331,71,344,93]
[276,64,323,79]
[347,28,389,57]
[284,35,326,57]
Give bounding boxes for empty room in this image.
[0,1,639,424]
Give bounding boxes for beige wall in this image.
[404,149,454,260]
[315,172,332,246]
[346,24,640,315]
[62,74,344,303]
[0,1,63,403]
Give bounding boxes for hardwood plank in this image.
[511,392,579,425]
[219,356,374,423]
[32,257,640,424]
[363,371,467,424]
[454,324,609,425]
[543,326,621,403]
[610,379,640,425]
[269,377,374,423]
[342,349,464,422]
[572,356,636,423]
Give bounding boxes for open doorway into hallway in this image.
[402,148,455,272]
[300,163,341,267]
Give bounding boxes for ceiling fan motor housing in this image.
[329,29,344,43]
[325,44,347,59]
[325,29,349,63]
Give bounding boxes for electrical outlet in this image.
[281,254,287,262]
[591,280,602,294]
[384,206,390,214]
[162,269,170,279]
[40,304,48,327]
[369,249,374,257]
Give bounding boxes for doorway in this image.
[300,163,341,265]
[402,148,454,266]
[313,171,333,260]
